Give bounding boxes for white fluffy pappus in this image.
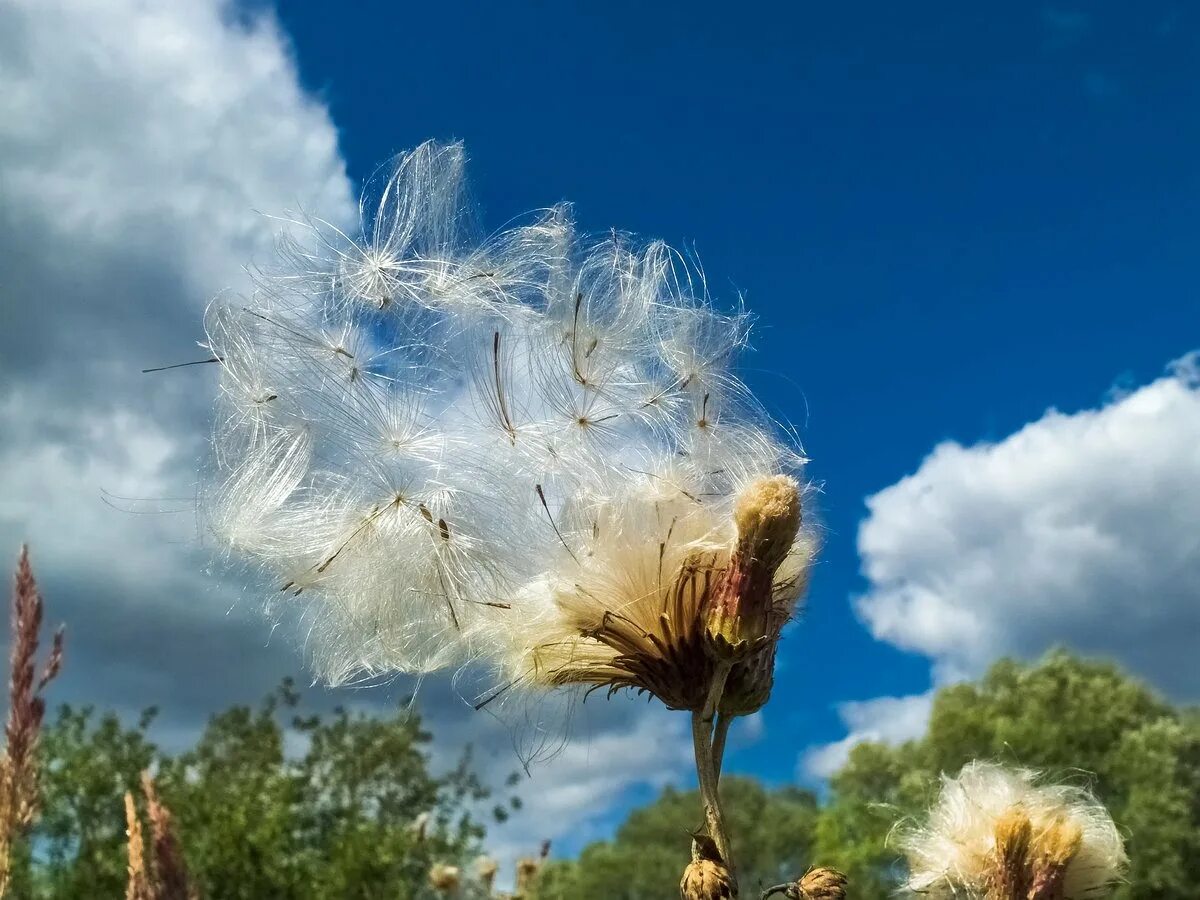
[202,141,813,697]
[898,761,1127,899]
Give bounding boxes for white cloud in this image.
[804,357,1200,773]
[800,692,932,780]
[0,0,353,724]
[422,687,693,878]
[0,0,688,865]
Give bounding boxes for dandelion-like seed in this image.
[897,762,1127,900]
[203,141,816,887]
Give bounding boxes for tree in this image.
[29,705,158,897]
[12,682,504,899]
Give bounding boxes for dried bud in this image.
[680,836,737,899]
[762,866,847,900]
[428,863,461,894]
[704,476,802,660]
[795,867,847,900]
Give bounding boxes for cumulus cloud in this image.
[804,357,1200,773]
[800,691,932,780]
[0,0,696,865]
[0,0,353,727]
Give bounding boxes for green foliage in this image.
[535,777,820,899]
[7,652,1197,899]
[8,680,502,900]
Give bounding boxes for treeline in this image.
[0,550,516,900]
[7,681,506,899]
[4,549,1198,898]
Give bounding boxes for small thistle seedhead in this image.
[899,762,1126,900]
[514,856,542,894]
[703,476,802,660]
[429,862,461,894]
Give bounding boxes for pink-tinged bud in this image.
[704,476,802,660]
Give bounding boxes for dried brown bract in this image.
[762,866,847,900]
[680,835,737,899]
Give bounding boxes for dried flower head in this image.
[898,762,1126,900]
[429,862,461,893]
[514,855,542,895]
[680,834,737,899]
[203,142,815,713]
[763,866,848,900]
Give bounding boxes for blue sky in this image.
[2,0,1199,868]
[267,0,1200,784]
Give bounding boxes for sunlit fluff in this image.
[898,762,1126,899]
[204,142,814,699]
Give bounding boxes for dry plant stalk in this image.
[140,772,197,900]
[0,546,65,897]
[125,791,152,900]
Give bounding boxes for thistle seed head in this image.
[899,762,1126,900]
[428,862,461,894]
[202,141,815,716]
[514,856,542,894]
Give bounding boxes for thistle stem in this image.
[692,661,735,876]
[712,712,733,780]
